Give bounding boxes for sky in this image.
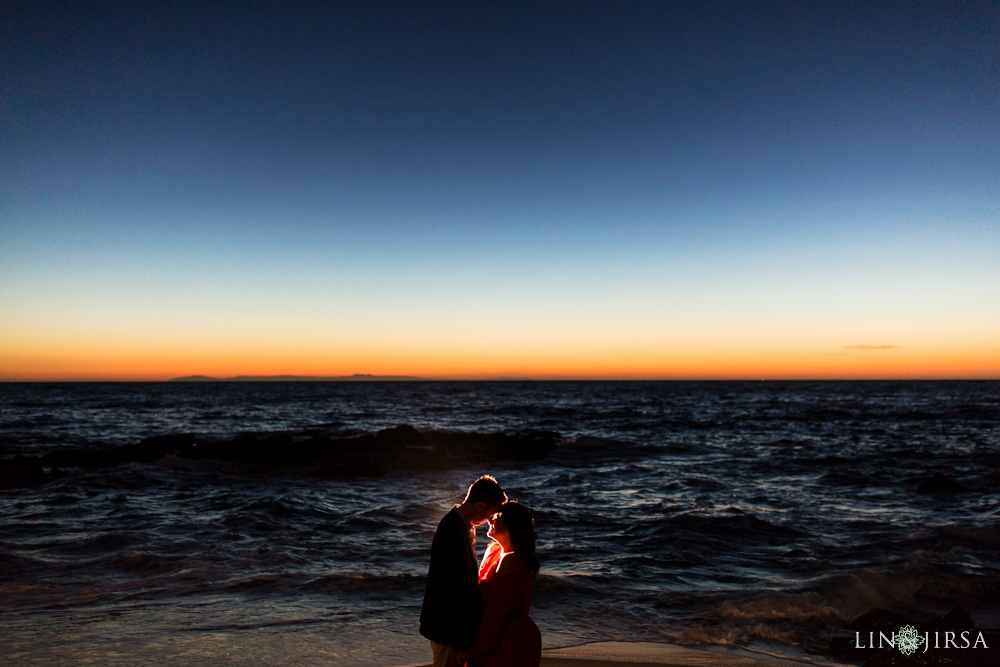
[2,1,999,380]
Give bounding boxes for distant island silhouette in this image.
[168,374,424,382]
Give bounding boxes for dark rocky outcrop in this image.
[0,454,68,489]
[921,607,976,633]
[40,433,197,470]
[1,425,562,487]
[852,608,911,633]
[1,455,45,489]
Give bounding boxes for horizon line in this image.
[2,375,998,383]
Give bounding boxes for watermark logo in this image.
[895,625,925,655]
[855,626,988,654]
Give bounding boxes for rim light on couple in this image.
[419,475,542,667]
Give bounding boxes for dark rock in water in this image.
[41,433,197,470]
[0,455,68,489]
[851,608,910,632]
[495,431,560,461]
[0,455,45,489]
[182,433,295,465]
[137,433,197,454]
[12,425,561,483]
[375,425,420,447]
[828,636,865,660]
[917,473,967,494]
[920,607,975,632]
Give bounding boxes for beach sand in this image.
[402,640,837,667]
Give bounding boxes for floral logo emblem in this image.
[896,625,925,655]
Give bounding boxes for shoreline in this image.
[398,640,857,667]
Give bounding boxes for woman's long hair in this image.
[500,501,539,578]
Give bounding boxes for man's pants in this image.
[430,639,460,667]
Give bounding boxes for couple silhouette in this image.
[420,475,542,667]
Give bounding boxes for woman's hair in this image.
[500,500,539,578]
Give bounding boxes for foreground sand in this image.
[403,640,831,667]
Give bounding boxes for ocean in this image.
[1,381,998,666]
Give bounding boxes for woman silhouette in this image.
[460,501,542,667]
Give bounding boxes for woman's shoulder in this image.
[496,551,529,576]
[482,542,503,569]
[479,542,504,580]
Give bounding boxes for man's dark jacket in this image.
[419,508,483,650]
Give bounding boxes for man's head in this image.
[461,475,507,526]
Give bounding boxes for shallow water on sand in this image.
[2,381,999,665]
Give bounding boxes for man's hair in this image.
[464,475,507,507]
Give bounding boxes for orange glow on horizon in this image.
[2,330,997,381]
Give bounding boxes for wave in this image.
[214,571,428,599]
[107,551,178,573]
[176,616,332,633]
[302,572,423,595]
[226,573,307,593]
[544,435,651,466]
[2,425,565,488]
[626,512,805,546]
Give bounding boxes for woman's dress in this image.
[468,542,542,667]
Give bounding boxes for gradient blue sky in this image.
[2,1,998,379]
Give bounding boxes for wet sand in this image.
[404,640,833,667]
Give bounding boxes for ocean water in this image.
[1,381,998,666]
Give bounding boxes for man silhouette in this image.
[420,475,507,667]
